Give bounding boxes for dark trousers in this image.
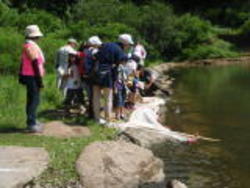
[84,80,94,118]
[21,76,40,127]
[64,88,84,106]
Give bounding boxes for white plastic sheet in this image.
[114,97,189,142]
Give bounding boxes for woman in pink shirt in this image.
[19,25,45,133]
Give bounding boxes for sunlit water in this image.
[154,64,250,188]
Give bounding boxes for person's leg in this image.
[85,81,94,118]
[120,88,126,118]
[88,84,94,118]
[114,93,119,119]
[103,87,113,122]
[93,85,101,121]
[75,88,84,105]
[64,89,74,106]
[25,77,40,128]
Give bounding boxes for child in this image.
[126,69,141,109]
[63,50,84,107]
[114,61,127,120]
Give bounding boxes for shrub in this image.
[239,19,250,36]
[72,0,120,25]
[138,2,177,60]
[0,27,23,74]
[17,9,63,33]
[180,39,238,60]
[67,21,138,43]
[0,2,19,27]
[39,34,66,73]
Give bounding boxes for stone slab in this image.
[35,121,91,138]
[0,146,49,188]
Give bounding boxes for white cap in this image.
[68,38,78,44]
[118,34,134,45]
[88,36,102,46]
[25,25,43,38]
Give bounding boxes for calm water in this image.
[155,64,250,188]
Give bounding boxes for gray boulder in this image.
[76,141,165,188]
[118,127,180,149]
[0,146,49,188]
[167,180,188,188]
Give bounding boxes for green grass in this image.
[0,73,116,186]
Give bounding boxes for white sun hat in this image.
[88,36,102,46]
[118,34,134,45]
[25,25,43,38]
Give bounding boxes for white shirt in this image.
[125,59,137,76]
[65,64,81,89]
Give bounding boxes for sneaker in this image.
[28,123,44,133]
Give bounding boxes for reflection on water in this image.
[157,65,250,188]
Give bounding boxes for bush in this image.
[67,21,138,43]
[0,27,23,74]
[137,2,177,60]
[239,19,250,36]
[39,34,66,73]
[72,0,120,25]
[0,2,19,27]
[180,39,238,60]
[17,9,63,33]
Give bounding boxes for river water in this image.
[155,64,250,188]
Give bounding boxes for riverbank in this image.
[153,55,250,73]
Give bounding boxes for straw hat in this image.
[118,34,134,45]
[25,25,43,38]
[88,36,102,46]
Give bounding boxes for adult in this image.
[83,36,102,118]
[55,38,78,95]
[133,41,147,66]
[92,34,133,124]
[18,25,45,132]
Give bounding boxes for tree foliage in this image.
[0,0,245,74]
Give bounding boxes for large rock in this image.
[36,121,91,138]
[0,146,49,188]
[117,127,180,148]
[76,141,165,188]
[166,180,188,188]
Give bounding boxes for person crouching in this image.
[63,50,84,107]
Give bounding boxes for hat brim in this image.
[26,32,43,38]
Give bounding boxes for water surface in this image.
[156,64,250,188]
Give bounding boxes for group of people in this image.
[19,24,157,132]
